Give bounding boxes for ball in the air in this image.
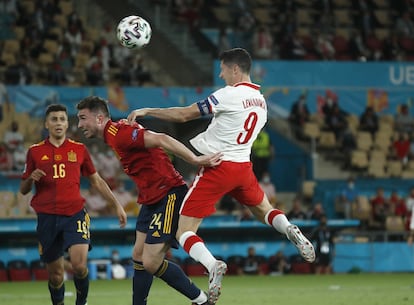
[116,15,152,49]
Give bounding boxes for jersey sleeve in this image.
[81,146,97,177]
[196,87,229,116]
[116,124,146,151]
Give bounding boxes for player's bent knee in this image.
[49,273,64,285]
[142,260,159,274]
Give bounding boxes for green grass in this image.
[0,273,413,305]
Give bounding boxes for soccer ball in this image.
[116,15,152,49]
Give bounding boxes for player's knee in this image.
[132,247,143,262]
[142,258,158,274]
[71,262,87,276]
[49,270,64,285]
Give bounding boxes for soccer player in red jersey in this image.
[76,96,222,305]
[20,104,127,305]
[127,48,316,303]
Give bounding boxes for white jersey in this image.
[190,82,267,162]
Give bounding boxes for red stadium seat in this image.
[333,35,349,53]
[365,35,383,51]
[183,258,206,276]
[31,259,49,281]
[289,255,313,274]
[8,260,32,281]
[256,255,270,275]
[226,255,244,275]
[400,37,414,52]
[0,261,8,281]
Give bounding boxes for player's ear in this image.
[96,114,104,125]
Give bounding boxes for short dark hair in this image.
[76,96,110,117]
[219,48,251,74]
[45,104,67,118]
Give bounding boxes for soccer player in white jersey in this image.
[128,48,315,304]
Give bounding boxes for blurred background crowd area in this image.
[1,95,414,239]
[0,0,414,236]
[0,0,413,88]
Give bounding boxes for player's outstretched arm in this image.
[144,130,222,167]
[88,173,127,228]
[127,103,201,123]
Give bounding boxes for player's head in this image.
[76,96,111,139]
[45,104,68,140]
[218,48,251,85]
[76,96,111,117]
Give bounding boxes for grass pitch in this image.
[0,273,413,305]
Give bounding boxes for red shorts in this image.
[180,161,264,218]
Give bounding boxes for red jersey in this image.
[103,120,185,205]
[22,138,96,216]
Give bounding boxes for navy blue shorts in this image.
[36,209,91,263]
[136,185,187,249]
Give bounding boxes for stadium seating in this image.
[385,216,405,232]
[350,150,369,170]
[386,160,403,177]
[30,259,49,281]
[183,257,206,276]
[352,196,372,221]
[225,255,244,275]
[7,260,31,281]
[318,131,337,150]
[303,122,321,141]
[302,180,316,202]
[289,254,313,274]
[120,258,134,279]
[256,255,270,275]
[0,191,16,217]
[0,261,8,281]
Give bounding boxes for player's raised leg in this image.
[286,224,316,263]
[249,198,315,263]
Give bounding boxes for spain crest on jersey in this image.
[68,150,77,162]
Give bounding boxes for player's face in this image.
[77,109,102,138]
[45,111,68,139]
[219,61,236,86]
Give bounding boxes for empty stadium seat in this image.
[289,254,313,274]
[226,255,244,275]
[346,114,360,132]
[0,191,16,217]
[387,160,403,177]
[31,259,49,281]
[256,255,270,275]
[7,260,31,281]
[385,216,405,232]
[334,10,353,27]
[374,10,392,27]
[303,122,321,140]
[352,196,371,221]
[2,39,20,53]
[302,180,316,201]
[183,257,206,276]
[120,258,134,279]
[356,131,373,151]
[0,261,8,281]
[318,131,337,149]
[350,150,369,169]
[401,170,414,179]
[253,8,276,25]
[367,162,387,178]
[373,132,391,151]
